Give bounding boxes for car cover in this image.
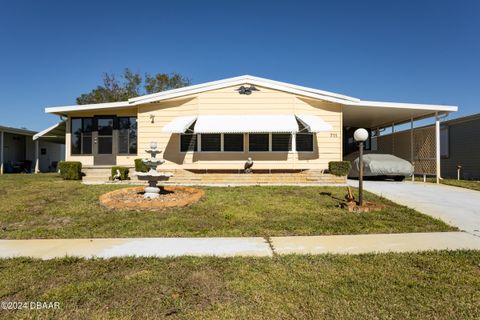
[349,154,414,178]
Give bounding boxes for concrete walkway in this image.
[349,180,480,236]
[1,232,479,259]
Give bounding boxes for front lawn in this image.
[1,251,479,319]
[0,174,454,239]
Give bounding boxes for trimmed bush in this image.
[328,161,352,176]
[134,159,149,173]
[58,161,82,180]
[111,166,129,180]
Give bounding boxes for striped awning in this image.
[162,114,332,134]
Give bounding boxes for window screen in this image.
[118,117,137,154]
[201,134,221,151]
[180,134,197,152]
[71,119,82,154]
[249,134,269,151]
[224,134,244,152]
[272,134,291,151]
[296,133,314,152]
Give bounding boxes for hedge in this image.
[134,159,149,173]
[111,166,129,180]
[58,161,82,180]
[328,161,352,176]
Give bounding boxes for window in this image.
[180,134,197,152]
[71,118,93,155]
[440,126,449,158]
[201,134,221,151]
[296,133,314,152]
[272,134,291,151]
[224,134,244,152]
[249,134,269,151]
[118,117,137,154]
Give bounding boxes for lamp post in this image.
[354,128,369,206]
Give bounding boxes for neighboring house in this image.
[43,75,457,179]
[0,124,65,174]
[438,113,480,179]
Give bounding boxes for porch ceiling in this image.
[33,121,66,144]
[342,103,457,129]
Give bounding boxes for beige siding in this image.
[63,85,342,169]
[137,85,342,170]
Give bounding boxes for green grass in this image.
[413,176,480,192]
[0,174,454,239]
[0,251,479,319]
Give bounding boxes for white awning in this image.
[33,121,66,143]
[194,115,299,133]
[296,114,333,132]
[161,116,197,133]
[161,114,332,133]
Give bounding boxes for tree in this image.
[76,69,190,105]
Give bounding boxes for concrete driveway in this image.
[349,180,480,236]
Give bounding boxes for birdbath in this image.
[136,142,173,198]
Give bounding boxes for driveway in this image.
[349,180,480,236]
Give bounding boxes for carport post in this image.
[435,113,441,184]
[0,130,3,175]
[34,139,39,174]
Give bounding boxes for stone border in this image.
[99,186,205,211]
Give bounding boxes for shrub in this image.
[328,161,351,176]
[58,161,82,180]
[111,166,129,180]
[134,159,149,173]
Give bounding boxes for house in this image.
[438,113,480,179]
[43,75,457,183]
[0,124,65,174]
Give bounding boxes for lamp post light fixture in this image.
[354,128,369,206]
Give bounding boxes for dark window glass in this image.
[272,134,291,151]
[296,134,314,152]
[97,118,113,135]
[201,134,221,152]
[224,134,244,152]
[118,117,137,154]
[249,134,269,151]
[83,136,92,154]
[98,137,113,154]
[181,134,197,152]
[83,118,93,133]
[71,119,82,154]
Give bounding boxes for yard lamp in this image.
[354,128,369,206]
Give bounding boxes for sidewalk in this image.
[1,232,479,259]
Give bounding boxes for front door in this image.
[93,116,116,165]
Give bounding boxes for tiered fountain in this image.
[99,142,204,210]
[136,142,173,198]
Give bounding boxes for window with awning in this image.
[167,114,330,153]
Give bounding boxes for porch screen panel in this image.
[71,119,82,154]
[296,133,314,152]
[118,117,137,155]
[224,134,244,152]
[82,118,93,154]
[272,134,292,151]
[249,134,269,151]
[201,134,221,152]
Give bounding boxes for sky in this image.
[0,0,479,131]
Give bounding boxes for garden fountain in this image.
[136,142,173,198]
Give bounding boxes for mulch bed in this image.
[99,186,205,211]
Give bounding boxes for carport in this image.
[32,121,66,173]
[342,101,457,183]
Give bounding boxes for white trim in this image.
[33,122,64,140]
[46,101,132,115]
[44,75,459,116]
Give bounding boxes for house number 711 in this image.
[330,133,338,138]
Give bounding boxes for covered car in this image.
[345,152,414,181]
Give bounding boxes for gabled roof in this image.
[45,75,458,117]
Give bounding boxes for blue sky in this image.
[0,0,479,131]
